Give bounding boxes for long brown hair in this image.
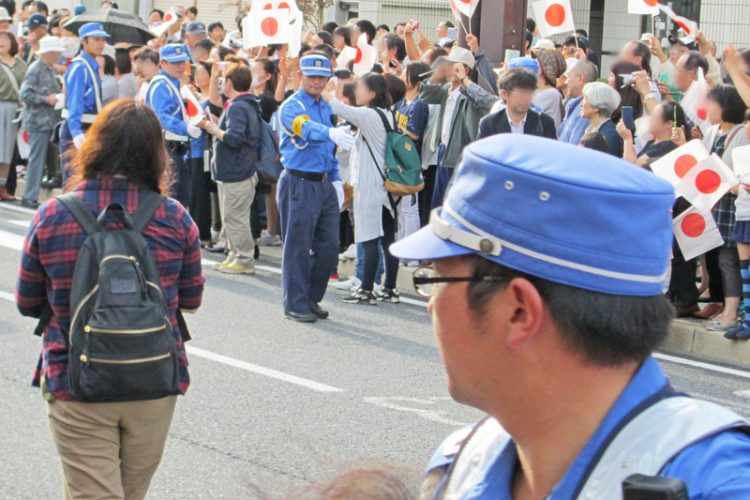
[68,98,171,194]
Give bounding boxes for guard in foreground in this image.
[391,135,750,498]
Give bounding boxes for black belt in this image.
[286,168,328,182]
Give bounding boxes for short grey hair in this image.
[582,82,621,118]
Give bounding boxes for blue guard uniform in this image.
[60,22,109,184]
[146,43,198,207]
[278,54,344,321]
[389,135,750,499]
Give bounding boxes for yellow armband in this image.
[292,114,310,137]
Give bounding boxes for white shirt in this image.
[441,87,461,145]
[509,113,527,134]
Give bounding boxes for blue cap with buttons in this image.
[390,135,676,296]
[508,57,540,77]
[78,22,110,38]
[26,13,48,29]
[185,21,206,34]
[300,54,331,77]
[160,43,190,63]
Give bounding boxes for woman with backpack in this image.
[329,73,401,305]
[16,98,205,499]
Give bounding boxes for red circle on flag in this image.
[263,2,273,9]
[354,47,363,64]
[22,130,29,143]
[278,1,290,8]
[674,154,698,178]
[645,0,658,6]
[681,213,706,238]
[545,4,566,27]
[186,99,199,117]
[459,0,471,3]
[697,107,708,121]
[695,169,721,194]
[261,17,279,36]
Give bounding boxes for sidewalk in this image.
[26,179,749,371]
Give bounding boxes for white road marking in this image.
[364,396,469,426]
[8,219,30,228]
[0,203,37,216]
[734,390,750,399]
[0,275,343,395]
[2,217,749,381]
[187,346,343,393]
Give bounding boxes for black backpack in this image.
[58,192,181,402]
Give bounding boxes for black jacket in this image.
[212,93,261,183]
[477,108,557,141]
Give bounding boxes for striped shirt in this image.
[16,178,205,401]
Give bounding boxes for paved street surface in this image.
[1,202,749,499]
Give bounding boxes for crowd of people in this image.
[5,1,750,497]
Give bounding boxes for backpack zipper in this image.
[79,352,171,364]
[69,285,99,346]
[83,325,166,335]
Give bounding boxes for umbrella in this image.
[63,8,155,46]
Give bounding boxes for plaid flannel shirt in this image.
[15,178,205,401]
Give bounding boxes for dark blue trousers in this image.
[431,144,452,209]
[278,171,340,314]
[168,144,191,208]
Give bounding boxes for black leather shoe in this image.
[20,199,40,209]
[310,303,329,320]
[285,310,317,323]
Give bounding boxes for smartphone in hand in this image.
[622,106,635,131]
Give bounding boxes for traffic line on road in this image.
[0,289,344,394]
[653,352,750,380]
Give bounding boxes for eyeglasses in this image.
[412,266,510,297]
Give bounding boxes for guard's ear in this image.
[503,277,546,348]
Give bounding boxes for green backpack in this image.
[363,109,424,197]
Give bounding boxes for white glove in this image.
[72,133,86,149]
[332,180,344,210]
[329,126,355,151]
[187,123,202,138]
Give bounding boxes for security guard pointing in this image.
[391,134,750,499]
[278,53,354,322]
[146,43,201,206]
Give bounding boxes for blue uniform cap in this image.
[508,57,539,77]
[26,13,48,29]
[300,54,331,77]
[79,22,110,39]
[73,4,86,15]
[390,135,676,296]
[160,43,190,63]
[185,21,206,34]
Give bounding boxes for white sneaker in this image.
[258,230,282,246]
[335,276,361,290]
[374,283,384,294]
[339,244,357,261]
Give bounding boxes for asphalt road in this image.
[0,202,749,500]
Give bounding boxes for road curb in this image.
[663,319,750,369]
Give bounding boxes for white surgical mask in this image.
[61,36,80,58]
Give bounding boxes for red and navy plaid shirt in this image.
[16,178,205,401]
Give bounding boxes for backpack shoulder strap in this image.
[131,191,165,233]
[373,107,394,134]
[57,193,100,236]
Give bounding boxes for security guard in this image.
[60,22,109,185]
[278,53,354,322]
[391,135,750,499]
[145,43,201,207]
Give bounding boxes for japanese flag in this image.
[674,207,723,261]
[675,154,737,213]
[680,68,710,134]
[353,33,377,77]
[628,0,659,16]
[532,0,575,38]
[449,0,479,19]
[243,8,290,48]
[151,8,179,37]
[16,128,30,160]
[650,139,709,188]
[180,86,204,125]
[658,4,698,39]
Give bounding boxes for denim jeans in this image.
[356,241,384,284]
[361,207,399,292]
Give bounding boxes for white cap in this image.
[38,36,65,55]
[532,38,555,50]
[0,7,11,21]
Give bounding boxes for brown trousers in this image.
[46,396,177,500]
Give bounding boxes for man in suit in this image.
[478,69,557,140]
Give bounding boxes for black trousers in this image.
[419,164,437,227]
[668,240,699,309]
[362,207,399,292]
[190,157,212,241]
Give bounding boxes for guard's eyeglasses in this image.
[412,266,510,297]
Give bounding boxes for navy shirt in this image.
[394,97,429,154]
